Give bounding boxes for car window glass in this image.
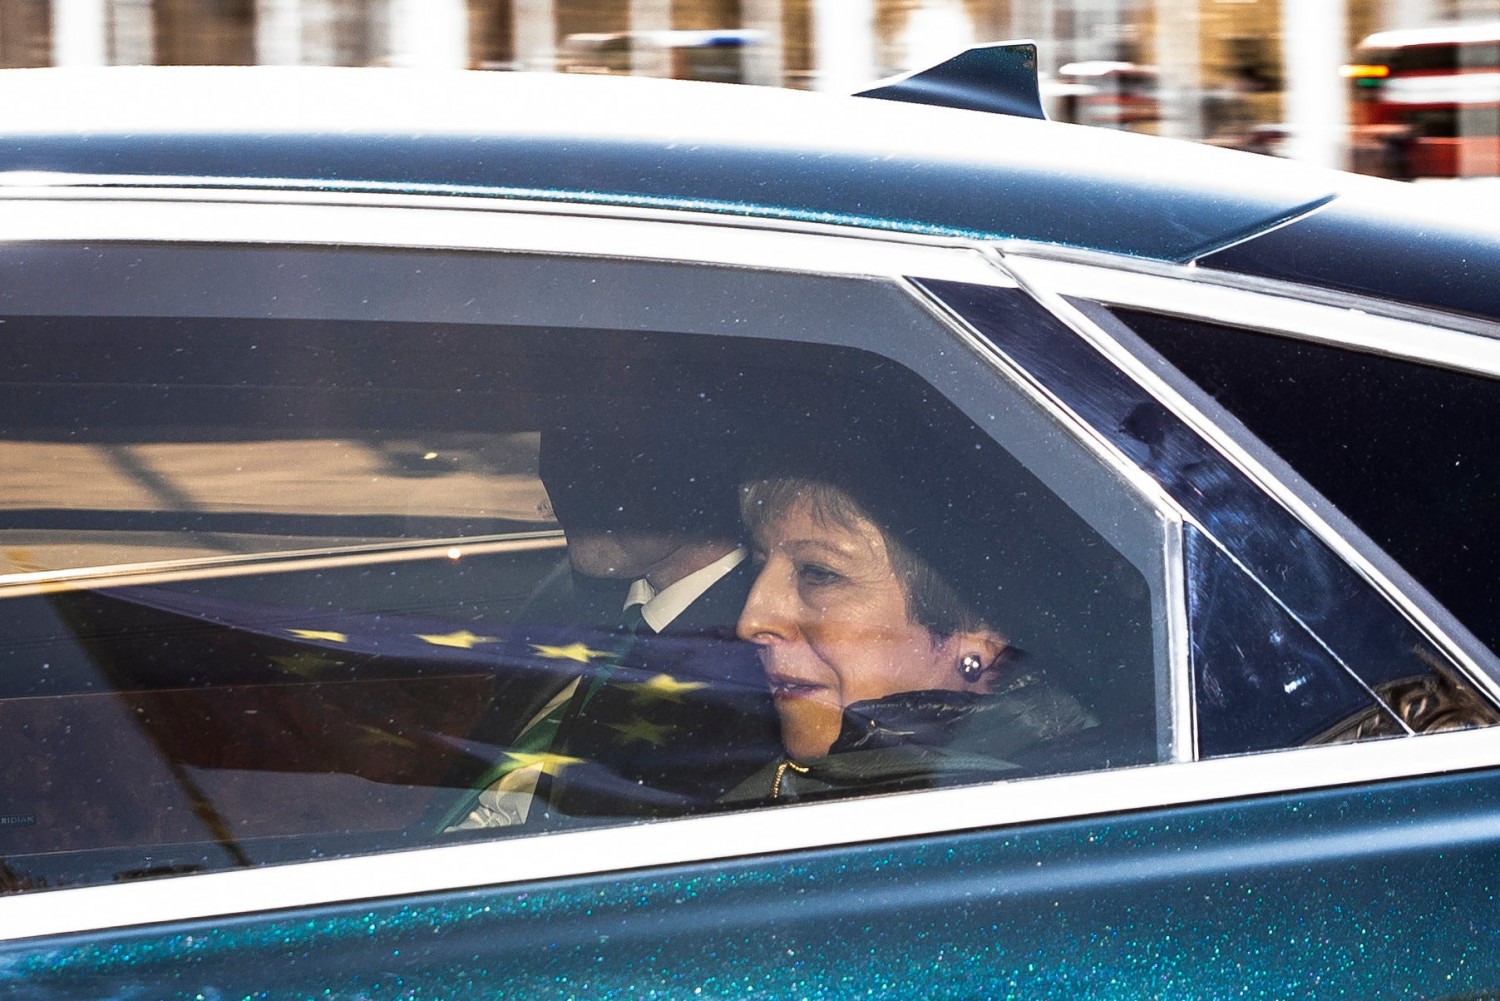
[1,314,552,572]
[1110,307,1500,664]
[1185,526,1406,754]
[1097,305,1500,744]
[0,245,1166,893]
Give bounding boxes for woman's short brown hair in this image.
[739,476,986,640]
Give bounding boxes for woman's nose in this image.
[736,563,795,644]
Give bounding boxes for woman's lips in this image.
[766,672,824,699]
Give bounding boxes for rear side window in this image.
[1092,305,1500,751]
[919,282,1500,759]
[1112,307,1500,661]
[0,245,1167,893]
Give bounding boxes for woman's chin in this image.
[774,696,846,759]
[783,740,831,761]
[773,695,841,761]
[778,719,838,761]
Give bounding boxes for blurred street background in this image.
[2,0,1497,178]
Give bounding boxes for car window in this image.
[916,279,1500,758]
[0,243,1168,893]
[1090,304,1500,745]
[1109,307,1500,664]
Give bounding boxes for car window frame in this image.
[4,192,1500,943]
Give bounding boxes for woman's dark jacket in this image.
[727,671,1099,803]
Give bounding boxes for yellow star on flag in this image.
[531,641,614,664]
[622,673,709,703]
[287,628,349,643]
[417,630,498,649]
[608,716,676,747]
[503,750,585,776]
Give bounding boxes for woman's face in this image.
[737,492,965,760]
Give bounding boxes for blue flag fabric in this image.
[44,583,781,824]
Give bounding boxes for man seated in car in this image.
[444,388,780,829]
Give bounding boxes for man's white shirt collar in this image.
[625,546,747,633]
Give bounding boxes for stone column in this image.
[894,0,975,72]
[389,0,469,68]
[811,0,875,92]
[50,0,107,66]
[1154,0,1202,140]
[514,0,556,72]
[1076,0,1127,64]
[629,0,671,77]
[1281,0,1347,169]
[740,0,785,86]
[111,0,155,64]
[257,0,303,65]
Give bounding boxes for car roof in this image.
[1199,179,1500,321]
[0,65,1339,263]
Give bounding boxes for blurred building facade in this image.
[4,1,1497,172]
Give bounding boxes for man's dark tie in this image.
[576,602,648,712]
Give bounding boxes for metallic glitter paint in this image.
[4,769,1500,998]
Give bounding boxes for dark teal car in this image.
[4,49,1500,998]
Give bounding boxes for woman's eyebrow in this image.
[782,537,860,559]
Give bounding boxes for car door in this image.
[2,191,1500,1000]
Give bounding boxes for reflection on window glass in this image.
[1112,308,1500,663]
[1106,306,1500,746]
[0,306,1159,893]
[1185,526,1403,756]
[0,316,554,573]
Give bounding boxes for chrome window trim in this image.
[1003,250,1500,370]
[0,533,565,598]
[999,241,1500,343]
[0,188,1014,288]
[1163,520,1195,762]
[0,181,1001,252]
[900,273,1188,526]
[6,724,1500,942]
[1001,253,1500,708]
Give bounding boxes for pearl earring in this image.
[959,653,985,683]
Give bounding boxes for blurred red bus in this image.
[1345,22,1500,179]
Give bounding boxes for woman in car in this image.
[727,471,1098,803]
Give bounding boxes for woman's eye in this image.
[796,563,841,586]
